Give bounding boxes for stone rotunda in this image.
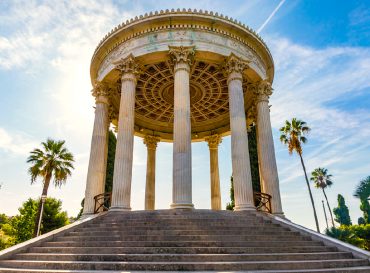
[2,9,370,273]
[82,8,283,216]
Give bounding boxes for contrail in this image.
[257,0,286,33]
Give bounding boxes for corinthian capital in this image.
[168,46,195,69]
[254,80,273,102]
[224,53,249,77]
[92,82,110,104]
[143,135,160,150]
[205,134,222,149]
[114,54,141,75]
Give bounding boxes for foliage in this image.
[311,168,333,189]
[326,224,370,250]
[311,167,335,227]
[27,138,74,237]
[0,214,15,250]
[333,194,352,226]
[358,217,366,225]
[279,118,320,233]
[226,176,235,210]
[27,139,74,188]
[105,130,117,193]
[248,125,261,193]
[2,197,69,247]
[11,198,38,243]
[41,198,69,234]
[354,176,370,200]
[359,199,370,224]
[279,118,310,155]
[354,176,370,224]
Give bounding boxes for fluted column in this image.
[83,83,110,215]
[169,46,195,209]
[254,80,284,216]
[144,135,160,210]
[225,54,255,211]
[110,54,139,211]
[205,134,222,210]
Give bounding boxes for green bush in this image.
[326,224,370,250]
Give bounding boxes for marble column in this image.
[254,80,284,216]
[144,135,160,210]
[110,54,139,211]
[205,134,222,210]
[225,54,255,211]
[83,83,110,215]
[169,46,195,209]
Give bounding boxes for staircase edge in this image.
[0,212,107,260]
[261,212,370,261]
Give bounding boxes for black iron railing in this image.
[93,191,272,213]
[253,191,272,213]
[93,192,112,214]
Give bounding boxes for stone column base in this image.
[170,203,194,209]
[109,206,131,211]
[234,204,256,211]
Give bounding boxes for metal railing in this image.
[253,191,272,213]
[93,191,272,213]
[93,192,112,214]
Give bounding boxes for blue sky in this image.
[0,0,369,232]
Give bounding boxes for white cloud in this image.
[0,127,38,156]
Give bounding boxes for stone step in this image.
[15,252,353,262]
[84,222,288,228]
[70,228,296,236]
[43,240,323,248]
[0,259,368,271]
[2,266,370,273]
[56,234,309,242]
[30,245,338,254]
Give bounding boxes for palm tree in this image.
[27,139,74,237]
[354,176,370,224]
[280,118,320,233]
[311,167,335,227]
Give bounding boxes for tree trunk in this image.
[299,153,320,233]
[322,200,329,229]
[322,188,335,227]
[33,173,51,237]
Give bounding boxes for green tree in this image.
[10,198,69,244]
[354,176,370,224]
[226,176,235,210]
[358,217,366,225]
[280,118,320,232]
[27,139,74,237]
[333,194,352,226]
[104,130,117,193]
[10,198,38,243]
[248,125,261,193]
[326,224,370,250]
[311,167,335,227]
[41,198,69,233]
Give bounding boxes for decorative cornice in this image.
[92,82,110,104]
[114,54,141,76]
[205,134,222,149]
[168,46,195,70]
[254,80,273,103]
[143,135,160,150]
[92,9,271,62]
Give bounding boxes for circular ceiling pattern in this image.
[135,60,230,135]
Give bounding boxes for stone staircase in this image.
[0,209,369,272]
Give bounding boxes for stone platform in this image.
[0,210,369,272]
